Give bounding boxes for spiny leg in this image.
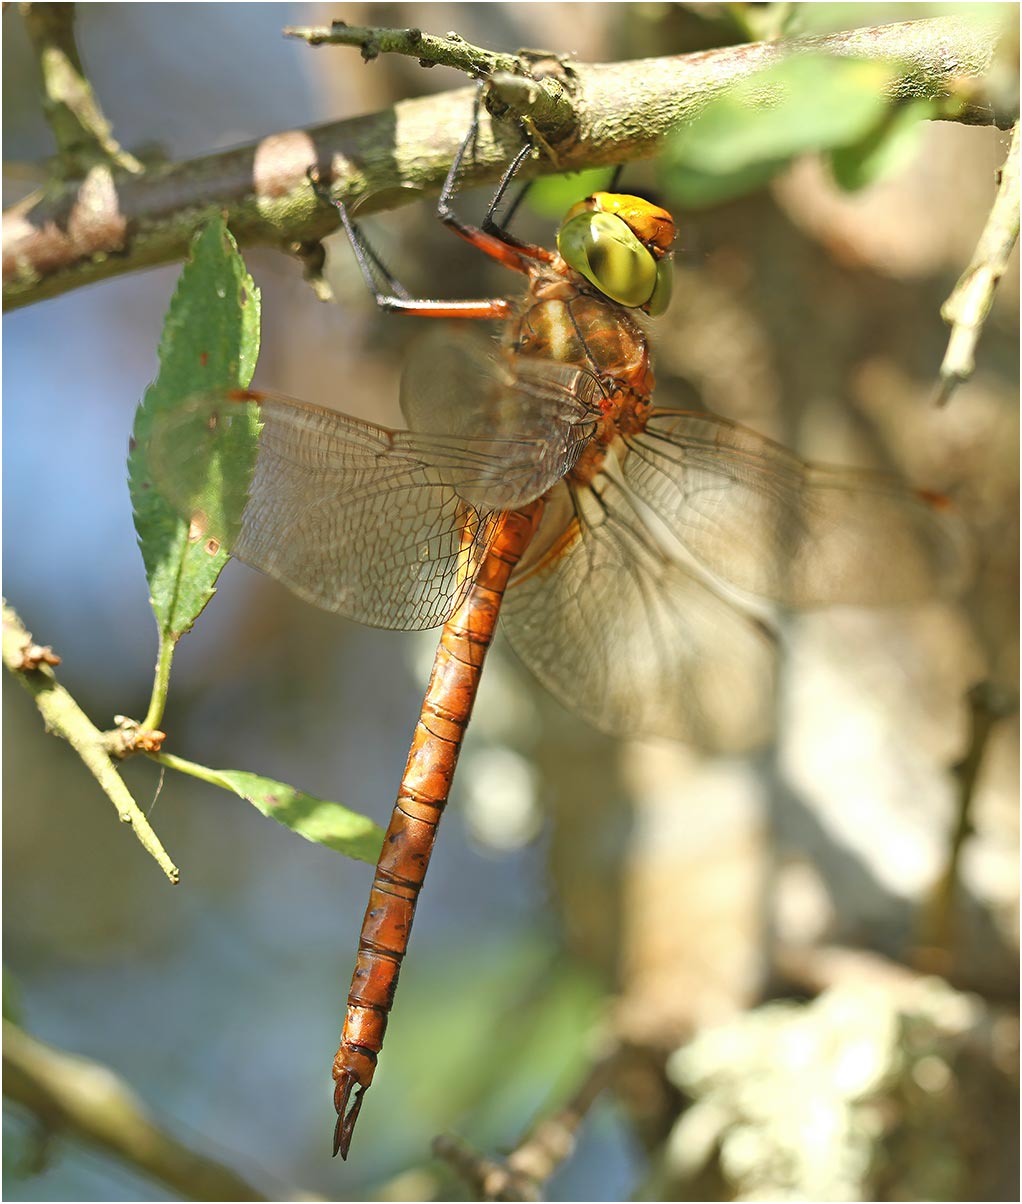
[307,166,511,319]
[479,139,540,250]
[307,169,411,299]
[434,82,554,267]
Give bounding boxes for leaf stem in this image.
[149,749,225,787]
[141,630,176,733]
[2,602,179,884]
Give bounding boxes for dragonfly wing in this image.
[624,410,968,606]
[146,390,506,630]
[400,326,602,511]
[501,478,778,751]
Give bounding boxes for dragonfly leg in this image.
[308,169,411,296]
[435,84,555,268]
[480,139,538,244]
[307,167,511,320]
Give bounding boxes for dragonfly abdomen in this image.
[331,502,545,1158]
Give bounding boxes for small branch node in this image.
[292,237,336,303]
[107,716,168,757]
[17,641,62,671]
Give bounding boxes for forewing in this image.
[400,326,602,510]
[624,410,968,606]
[501,478,778,751]
[146,390,505,630]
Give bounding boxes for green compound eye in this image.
[646,256,673,317]
[557,211,658,309]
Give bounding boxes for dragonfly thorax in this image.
[510,261,656,478]
[511,192,673,418]
[513,268,655,396]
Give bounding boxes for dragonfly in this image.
[150,124,964,1159]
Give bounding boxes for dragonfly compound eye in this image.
[558,210,659,310]
[646,255,673,317]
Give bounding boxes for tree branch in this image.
[21,2,143,177]
[433,1039,620,1201]
[3,15,1008,311]
[1,602,179,884]
[285,19,530,76]
[2,1020,321,1201]
[937,120,1020,403]
[913,681,1016,966]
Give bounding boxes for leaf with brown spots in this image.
[128,215,261,640]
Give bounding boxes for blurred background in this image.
[3,4,1018,1201]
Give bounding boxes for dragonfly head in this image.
[557,192,675,316]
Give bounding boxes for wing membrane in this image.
[400,326,602,510]
[624,410,967,606]
[502,479,777,751]
[146,358,598,630]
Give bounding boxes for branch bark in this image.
[3,15,1008,311]
[21,2,143,177]
[433,1039,620,1201]
[937,120,1020,402]
[1,602,179,884]
[2,1020,321,1201]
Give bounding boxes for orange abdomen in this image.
[331,500,544,1158]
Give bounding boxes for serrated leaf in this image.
[828,99,933,191]
[176,761,385,864]
[141,390,263,563]
[129,216,261,640]
[662,54,902,208]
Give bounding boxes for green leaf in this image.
[662,53,902,207]
[129,216,261,641]
[526,167,619,219]
[828,99,933,191]
[160,754,385,865]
